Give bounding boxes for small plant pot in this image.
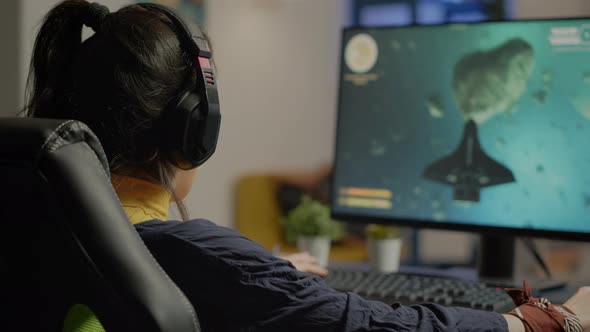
[368,238,402,273]
[297,235,331,267]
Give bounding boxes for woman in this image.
[26,1,589,331]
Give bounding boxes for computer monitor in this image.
[331,19,590,279]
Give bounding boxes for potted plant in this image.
[366,224,402,273]
[282,196,345,267]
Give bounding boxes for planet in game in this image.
[453,38,535,124]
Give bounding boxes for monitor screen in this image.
[332,19,590,240]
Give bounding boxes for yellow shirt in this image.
[111,174,171,224]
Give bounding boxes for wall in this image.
[1,1,20,116]
[514,0,590,18]
[184,0,349,226]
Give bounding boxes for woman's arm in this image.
[136,219,509,331]
[500,286,590,332]
[503,315,525,332]
[564,286,590,330]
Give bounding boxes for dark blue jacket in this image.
[136,219,508,332]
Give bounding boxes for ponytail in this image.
[25,0,108,118]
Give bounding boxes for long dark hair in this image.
[25,0,198,220]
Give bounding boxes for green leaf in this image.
[366,224,400,240]
[282,195,346,244]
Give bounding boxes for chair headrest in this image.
[0,117,109,175]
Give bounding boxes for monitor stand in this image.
[477,234,567,292]
[477,234,515,280]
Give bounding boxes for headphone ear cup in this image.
[178,91,221,168]
[138,3,221,168]
[161,92,200,168]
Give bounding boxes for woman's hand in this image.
[279,252,329,277]
[503,286,590,332]
[564,286,590,331]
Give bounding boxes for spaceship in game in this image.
[423,119,515,202]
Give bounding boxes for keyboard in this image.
[325,269,516,313]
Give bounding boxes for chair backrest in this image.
[0,117,200,332]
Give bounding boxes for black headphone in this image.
[135,3,221,169]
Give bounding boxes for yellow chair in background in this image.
[235,173,368,262]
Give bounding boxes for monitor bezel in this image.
[332,18,590,243]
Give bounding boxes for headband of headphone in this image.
[137,2,221,169]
